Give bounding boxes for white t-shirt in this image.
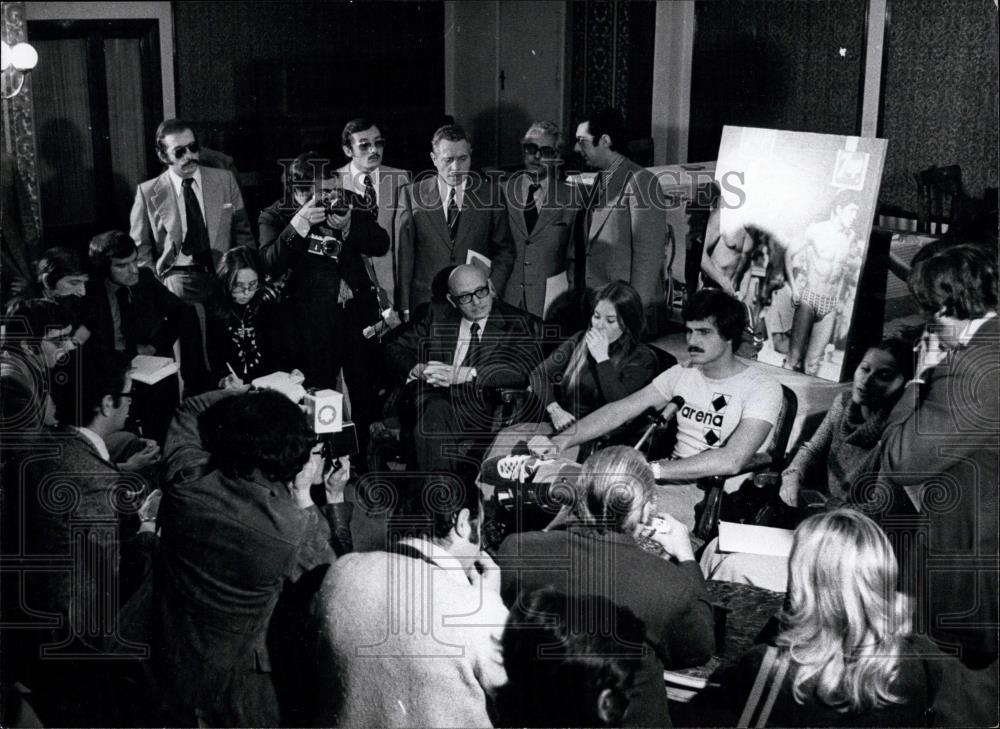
[652,363,782,459]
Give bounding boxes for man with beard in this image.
[130,119,256,305]
[532,288,782,530]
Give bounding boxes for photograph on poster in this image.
[709,126,888,381]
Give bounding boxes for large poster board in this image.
[710,126,888,381]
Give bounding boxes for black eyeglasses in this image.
[171,140,201,159]
[114,392,134,401]
[356,140,386,152]
[451,285,490,305]
[523,142,558,158]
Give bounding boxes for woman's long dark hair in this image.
[564,281,644,393]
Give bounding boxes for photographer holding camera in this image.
[260,151,389,467]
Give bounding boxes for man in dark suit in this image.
[12,348,154,726]
[397,124,515,318]
[386,264,540,474]
[82,230,188,442]
[338,117,412,320]
[569,108,668,330]
[130,119,256,304]
[503,121,581,320]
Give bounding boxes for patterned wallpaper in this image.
[1,0,41,243]
[571,0,632,127]
[879,0,999,212]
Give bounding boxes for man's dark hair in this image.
[2,298,76,348]
[289,150,335,184]
[431,124,469,150]
[36,247,86,294]
[910,242,998,320]
[582,107,626,151]
[88,230,136,279]
[155,118,195,156]
[684,288,748,352]
[497,587,646,727]
[201,390,315,485]
[388,473,481,542]
[53,345,129,427]
[341,117,379,149]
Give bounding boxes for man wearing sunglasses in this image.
[130,119,256,305]
[338,118,412,320]
[502,121,581,321]
[385,264,540,474]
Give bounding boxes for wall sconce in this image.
[1,40,39,99]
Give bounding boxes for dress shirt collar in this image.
[460,315,488,338]
[74,426,111,463]
[437,176,469,210]
[348,162,379,194]
[398,537,473,586]
[959,311,997,347]
[167,166,202,197]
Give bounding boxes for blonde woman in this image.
[722,509,941,726]
[496,446,714,726]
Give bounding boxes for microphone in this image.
[634,396,685,451]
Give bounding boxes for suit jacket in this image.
[384,298,541,390]
[81,269,187,359]
[397,174,515,312]
[502,173,580,318]
[497,524,715,726]
[338,164,412,310]
[130,166,256,276]
[874,316,999,658]
[568,156,667,311]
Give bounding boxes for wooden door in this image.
[28,19,163,250]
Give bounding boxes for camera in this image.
[306,233,343,261]
[303,388,359,466]
[319,187,351,217]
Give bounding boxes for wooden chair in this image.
[914,164,966,235]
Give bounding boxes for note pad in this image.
[718,521,794,558]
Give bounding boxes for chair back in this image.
[914,164,965,235]
[765,384,798,470]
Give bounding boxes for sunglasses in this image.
[170,140,201,160]
[356,140,386,152]
[523,142,558,158]
[232,281,259,294]
[451,285,490,305]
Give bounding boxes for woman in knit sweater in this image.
[778,337,912,507]
[699,339,911,591]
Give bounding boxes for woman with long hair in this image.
[483,282,658,461]
[721,509,939,726]
[198,246,286,391]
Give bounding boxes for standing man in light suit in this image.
[338,118,412,319]
[397,124,514,318]
[569,107,668,330]
[130,119,256,304]
[502,121,581,321]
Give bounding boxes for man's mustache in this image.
[688,347,704,354]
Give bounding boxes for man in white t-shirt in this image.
[534,288,783,528]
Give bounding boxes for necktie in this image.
[181,178,211,263]
[446,188,460,241]
[116,285,136,356]
[524,183,541,234]
[464,322,483,367]
[363,174,377,210]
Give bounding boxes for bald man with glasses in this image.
[130,118,256,305]
[385,264,541,473]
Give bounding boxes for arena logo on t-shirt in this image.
[679,392,731,447]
